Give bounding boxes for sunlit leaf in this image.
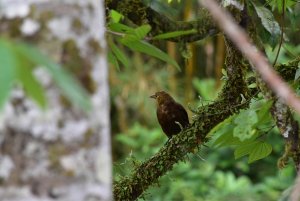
[134,24,151,40]
[110,9,124,23]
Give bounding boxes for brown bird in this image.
[150,91,189,139]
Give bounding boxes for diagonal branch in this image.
[199,0,300,115]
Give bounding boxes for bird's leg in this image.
[164,137,172,145]
[175,121,184,131]
[165,137,172,145]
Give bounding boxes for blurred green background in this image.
[110,1,300,200]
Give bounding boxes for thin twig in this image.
[106,29,125,37]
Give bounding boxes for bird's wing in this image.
[173,103,189,127]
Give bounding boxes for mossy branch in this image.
[105,0,218,42]
[113,38,251,200]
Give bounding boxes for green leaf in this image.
[233,109,258,141]
[109,40,130,68]
[11,40,47,108]
[153,29,197,40]
[108,51,120,70]
[16,63,47,108]
[0,39,16,109]
[234,125,256,141]
[252,2,281,40]
[207,115,235,138]
[120,34,140,44]
[110,9,124,23]
[108,23,134,33]
[16,43,91,110]
[248,141,272,163]
[122,40,181,71]
[213,125,242,147]
[134,24,151,40]
[234,141,258,159]
[255,100,273,125]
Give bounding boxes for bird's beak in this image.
[150,94,157,99]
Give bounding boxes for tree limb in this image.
[113,32,251,201]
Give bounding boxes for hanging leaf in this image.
[0,39,17,109]
[252,1,281,42]
[122,40,181,71]
[108,51,120,70]
[16,64,47,108]
[12,43,47,108]
[16,43,91,111]
[109,40,130,68]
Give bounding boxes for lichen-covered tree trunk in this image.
[0,0,111,200]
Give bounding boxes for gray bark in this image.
[0,0,112,200]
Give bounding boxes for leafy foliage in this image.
[109,1,300,200]
[209,98,274,163]
[251,1,281,48]
[106,9,202,71]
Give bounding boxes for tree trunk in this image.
[0,0,111,200]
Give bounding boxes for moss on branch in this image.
[111,1,300,199]
[113,38,251,200]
